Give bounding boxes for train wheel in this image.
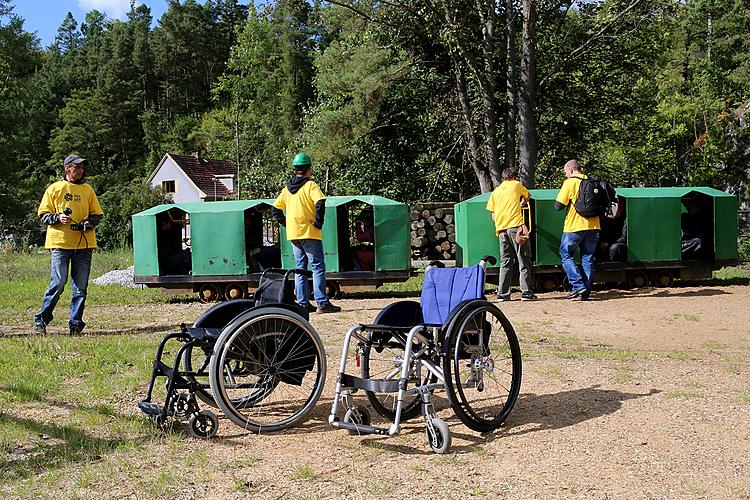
[652,270,674,288]
[535,275,560,293]
[224,283,246,300]
[627,271,649,289]
[198,284,221,303]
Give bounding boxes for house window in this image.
[162,180,176,194]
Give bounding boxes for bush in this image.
[739,234,750,262]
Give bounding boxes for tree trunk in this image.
[453,62,493,193]
[519,0,537,188]
[504,0,518,173]
[476,0,501,187]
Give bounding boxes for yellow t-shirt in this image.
[556,175,601,233]
[486,180,530,234]
[273,180,326,240]
[38,180,104,249]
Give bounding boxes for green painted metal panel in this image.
[621,196,681,262]
[454,193,498,267]
[132,214,159,275]
[190,210,247,275]
[532,190,567,266]
[373,203,410,271]
[322,204,340,271]
[713,195,739,260]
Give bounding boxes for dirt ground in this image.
[6,284,750,498]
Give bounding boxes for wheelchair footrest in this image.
[138,400,163,416]
[336,421,390,436]
[340,373,400,393]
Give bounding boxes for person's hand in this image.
[59,213,71,224]
[520,198,528,208]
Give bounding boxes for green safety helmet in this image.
[292,152,312,170]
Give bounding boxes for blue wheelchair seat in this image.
[420,264,485,325]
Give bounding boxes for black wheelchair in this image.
[138,268,327,438]
[329,256,522,453]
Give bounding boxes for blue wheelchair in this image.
[329,256,522,453]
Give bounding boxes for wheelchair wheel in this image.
[344,405,371,435]
[188,410,219,439]
[426,418,451,454]
[361,332,437,421]
[442,301,522,433]
[209,306,326,433]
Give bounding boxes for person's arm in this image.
[271,207,286,226]
[272,192,287,226]
[554,180,571,211]
[313,199,325,229]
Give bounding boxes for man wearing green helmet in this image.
[272,152,341,313]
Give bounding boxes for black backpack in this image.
[573,175,616,218]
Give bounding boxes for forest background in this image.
[1,0,748,249]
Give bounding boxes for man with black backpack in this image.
[554,159,610,301]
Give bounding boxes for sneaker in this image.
[68,327,83,336]
[496,295,511,302]
[521,292,538,301]
[33,323,47,335]
[578,292,591,301]
[298,302,316,313]
[316,302,342,314]
[565,288,586,299]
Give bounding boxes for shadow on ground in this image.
[502,385,660,437]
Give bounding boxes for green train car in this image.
[132,196,410,301]
[455,187,739,292]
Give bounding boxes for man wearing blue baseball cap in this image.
[33,154,104,335]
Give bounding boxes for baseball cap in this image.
[64,154,89,166]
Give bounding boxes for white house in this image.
[148,153,238,203]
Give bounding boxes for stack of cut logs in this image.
[410,202,456,260]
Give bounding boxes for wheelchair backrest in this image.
[421,264,485,325]
[255,273,296,306]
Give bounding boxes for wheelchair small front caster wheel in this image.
[344,405,371,435]
[188,410,219,439]
[426,418,451,454]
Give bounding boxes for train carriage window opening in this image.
[157,208,192,275]
[681,192,714,261]
[597,195,628,262]
[244,206,281,272]
[351,203,375,271]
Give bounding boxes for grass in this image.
[665,391,705,399]
[292,464,316,480]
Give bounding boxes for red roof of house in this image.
[170,154,237,198]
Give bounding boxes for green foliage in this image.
[96,181,169,250]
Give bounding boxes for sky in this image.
[11,0,170,47]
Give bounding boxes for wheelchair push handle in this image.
[480,255,497,266]
[260,268,313,279]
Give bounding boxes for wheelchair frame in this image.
[329,257,522,453]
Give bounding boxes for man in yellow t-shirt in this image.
[554,159,600,301]
[486,167,535,301]
[33,154,104,335]
[272,152,340,314]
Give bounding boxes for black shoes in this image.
[316,302,342,314]
[565,288,586,299]
[33,323,47,335]
[521,292,538,301]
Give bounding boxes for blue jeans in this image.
[560,230,599,293]
[35,248,93,331]
[291,239,329,307]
